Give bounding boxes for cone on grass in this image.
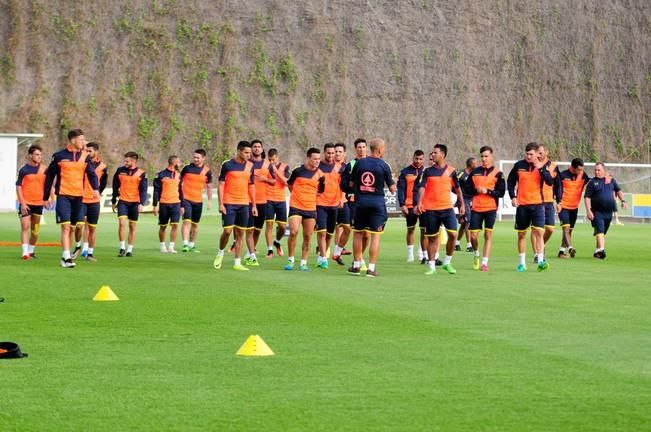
[236,335,274,357]
[93,285,119,301]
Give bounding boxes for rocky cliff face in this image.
[1,0,650,172]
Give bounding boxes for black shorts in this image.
[514,204,544,231]
[404,207,418,228]
[348,201,357,225]
[592,210,612,236]
[469,210,497,231]
[159,203,181,226]
[353,204,387,233]
[459,197,472,221]
[56,195,83,225]
[222,204,249,229]
[81,202,101,226]
[182,200,203,224]
[268,200,288,224]
[558,208,578,228]
[337,202,351,226]
[18,204,43,218]
[248,203,272,230]
[118,201,140,222]
[423,208,458,236]
[288,207,317,220]
[543,202,555,227]
[316,206,338,234]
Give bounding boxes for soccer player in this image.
[213,141,256,271]
[415,144,464,275]
[180,149,213,253]
[397,149,426,262]
[584,162,626,259]
[463,146,505,271]
[554,158,589,258]
[507,142,553,272]
[111,152,147,257]
[348,138,396,277]
[332,142,353,264]
[153,155,182,254]
[284,148,325,271]
[44,129,100,268]
[316,143,344,269]
[75,142,108,261]
[266,148,290,257]
[16,145,48,260]
[456,157,476,252]
[532,143,560,262]
[244,139,275,266]
[334,138,368,268]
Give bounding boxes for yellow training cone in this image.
[93,285,119,301]
[236,335,274,357]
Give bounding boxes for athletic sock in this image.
[519,253,526,266]
[407,245,414,255]
[481,257,488,266]
[169,242,175,250]
[28,244,35,254]
[160,242,166,249]
[422,251,428,260]
[288,256,295,263]
[189,242,195,248]
[537,253,545,262]
[234,258,241,266]
[428,260,436,269]
[368,263,376,272]
[455,240,460,246]
[119,241,126,250]
[63,250,71,260]
[474,250,480,257]
[249,253,257,260]
[75,241,81,248]
[82,242,89,252]
[300,259,307,267]
[22,244,29,255]
[334,245,343,256]
[434,252,439,261]
[466,242,472,248]
[127,245,133,253]
[444,255,452,265]
[88,248,94,255]
[268,246,273,252]
[559,247,566,253]
[353,260,360,269]
[183,240,189,246]
[218,249,225,256]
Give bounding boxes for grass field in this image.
[1,212,650,431]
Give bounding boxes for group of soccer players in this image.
[16,129,626,274]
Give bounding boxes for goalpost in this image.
[497,160,651,221]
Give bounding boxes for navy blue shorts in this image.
[118,201,140,222]
[469,210,497,231]
[159,203,181,226]
[56,195,82,225]
[423,208,458,236]
[80,202,101,226]
[316,206,338,234]
[514,204,544,231]
[18,204,43,218]
[404,207,418,228]
[543,202,556,227]
[592,210,612,236]
[248,203,272,230]
[418,213,427,230]
[268,200,287,224]
[182,200,203,224]
[558,208,578,228]
[353,204,387,233]
[222,204,249,229]
[459,197,472,222]
[348,201,357,225]
[337,202,351,226]
[288,207,317,220]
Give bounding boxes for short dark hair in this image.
[571,158,584,169]
[194,149,207,157]
[465,157,476,168]
[267,148,278,158]
[479,146,493,154]
[168,155,179,165]
[251,139,262,146]
[86,142,99,151]
[525,142,539,152]
[307,147,320,157]
[323,143,335,151]
[335,142,346,151]
[28,144,42,154]
[237,141,251,151]
[434,143,447,156]
[125,151,139,160]
[354,138,366,148]
[595,161,606,169]
[414,149,424,157]
[68,129,84,141]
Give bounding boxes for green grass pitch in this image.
[1,213,650,431]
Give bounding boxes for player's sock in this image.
[536,253,544,263]
[22,244,29,256]
[218,249,225,256]
[288,256,295,263]
[474,250,480,257]
[88,248,94,255]
[519,253,526,266]
[82,242,89,253]
[353,260,360,269]
[559,247,565,253]
[160,242,166,249]
[300,259,307,267]
[361,259,366,266]
[183,240,189,246]
[466,242,472,249]
[28,244,35,254]
[234,258,241,266]
[75,241,81,248]
[245,251,251,259]
[63,250,71,260]
[268,246,273,252]
[482,257,488,266]
[422,251,428,260]
[407,245,414,255]
[434,252,439,261]
[120,241,126,250]
[455,240,460,247]
[444,255,452,265]
[334,245,343,256]
[189,242,195,248]
[169,242,175,250]
[368,263,376,272]
[249,253,257,260]
[127,245,134,253]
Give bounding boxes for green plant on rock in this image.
[278,54,299,94]
[0,55,16,85]
[138,116,158,140]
